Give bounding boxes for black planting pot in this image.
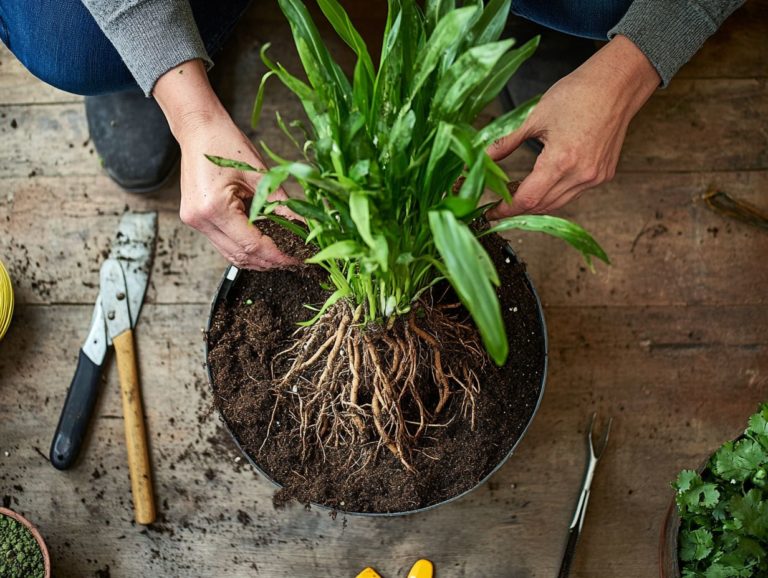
[204,244,548,516]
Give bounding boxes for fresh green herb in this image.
[0,513,45,578]
[673,404,768,577]
[209,0,608,366]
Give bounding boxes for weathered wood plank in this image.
[0,103,95,178]
[1,304,765,577]
[1,175,226,306]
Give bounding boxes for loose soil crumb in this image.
[207,229,545,513]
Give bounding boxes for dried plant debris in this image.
[702,187,768,231]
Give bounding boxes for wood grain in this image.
[112,329,156,525]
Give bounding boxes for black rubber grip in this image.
[50,349,103,470]
[557,527,581,578]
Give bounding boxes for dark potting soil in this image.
[207,229,546,513]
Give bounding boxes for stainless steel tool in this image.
[50,211,157,470]
[557,412,613,578]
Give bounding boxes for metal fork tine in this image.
[591,415,613,459]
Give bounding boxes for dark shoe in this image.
[501,18,598,154]
[86,91,179,193]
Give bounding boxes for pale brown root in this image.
[265,299,486,471]
[347,334,366,433]
[408,316,450,416]
[315,312,351,390]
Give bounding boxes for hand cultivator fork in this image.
[557,412,613,578]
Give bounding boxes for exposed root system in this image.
[263,300,486,470]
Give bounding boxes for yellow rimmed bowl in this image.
[0,258,14,340]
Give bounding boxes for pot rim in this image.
[204,243,549,517]
[0,507,52,578]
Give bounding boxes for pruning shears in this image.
[49,211,158,524]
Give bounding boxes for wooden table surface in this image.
[1,2,767,577]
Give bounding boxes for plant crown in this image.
[673,404,768,577]
[208,0,609,365]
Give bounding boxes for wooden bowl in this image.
[659,498,681,578]
[0,507,51,578]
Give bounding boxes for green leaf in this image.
[263,215,309,241]
[425,0,455,33]
[429,210,507,365]
[297,288,350,326]
[748,405,768,448]
[349,191,375,247]
[457,154,485,202]
[370,9,403,136]
[674,469,720,514]
[432,39,515,121]
[352,57,373,117]
[714,439,768,482]
[306,240,364,264]
[680,527,714,562]
[250,168,290,220]
[349,159,370,182]
[483,155,512,202]
[482,215,610,269]
[410,6,478,99]
[283,199,332,224]
[468,0,511,45]
[435,196,476,218]
[317,0,375,81]
[425,121,454,189]
[475,94,540,147]
[702,562,746,578]
[729,489,768,539]
[251,68,277,130]
[278,0,351,104]
[205,154,260,172]
[466,36,539,118]
[388,108,416,159]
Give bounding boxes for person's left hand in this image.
[486,35,660,219]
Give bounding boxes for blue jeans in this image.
[511,0,633,39]
[0,0,632,96]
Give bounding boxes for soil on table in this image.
[207,228,546,513]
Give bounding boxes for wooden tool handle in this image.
[113,329,156,525]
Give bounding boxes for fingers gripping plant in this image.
[210,0,608,469]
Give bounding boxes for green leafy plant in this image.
[209,0,607,365]
[673,404,768,577]
[208,0,609,468]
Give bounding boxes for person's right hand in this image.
[153,59,298,270]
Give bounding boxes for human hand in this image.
[154,60,299,270]
[486,35,660,219]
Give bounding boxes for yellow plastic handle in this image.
[0,259,14,340]
[408,559,434,578]
[356,568,382,578]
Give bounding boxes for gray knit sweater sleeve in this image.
[80,0,213,95]
[608,0,745,87]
